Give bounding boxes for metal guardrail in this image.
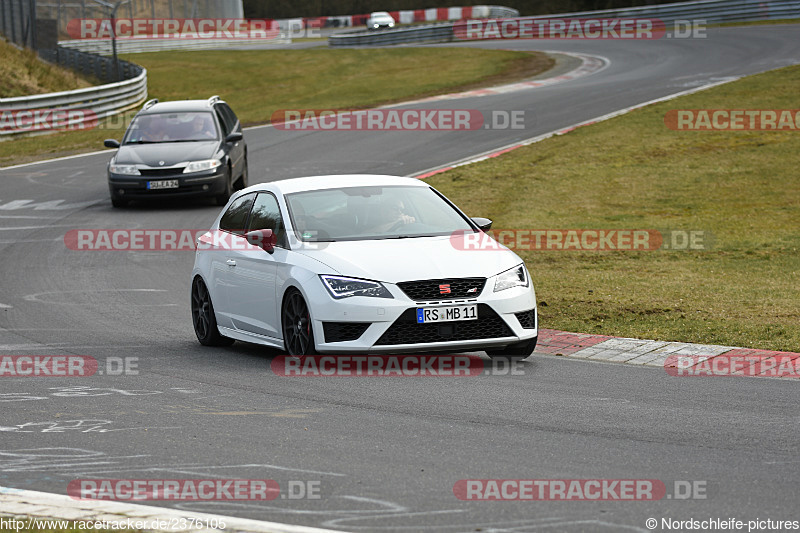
[0,46,147,137]
[330,23,455,47]
[330,5,520,47]
[330,0,800,47]
[58,35,291,55]
[524,0,800,24]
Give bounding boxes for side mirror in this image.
[471,217,492,231]
[245,229,276,254]
[104,139,120,149]
[225,132,243,143]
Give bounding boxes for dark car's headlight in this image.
[183,159,222,174]
[494,265,529,292]
[109,164,140,176]
[320,275,393,299]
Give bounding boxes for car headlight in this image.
[320,275,393,299]
[183,159,222,174]
[494,264,529,292]
[109,164,140,176]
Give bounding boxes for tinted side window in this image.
[219,193,255,235]
[215,109,232,136]
[248,192,286,247]
[220,104,240,133]
[214,104,238,135]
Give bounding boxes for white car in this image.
[190,175,538,358]
[366,11,395,30]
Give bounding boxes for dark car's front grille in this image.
[397,278,486,301]
[375,304,513,346]
[323,322,371,343]
[139,168,184,177]
[515,309,536,329]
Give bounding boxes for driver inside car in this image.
[374,198,415,233]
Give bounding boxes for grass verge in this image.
[0,39,94,97]
[426,65,800,351]
[1,48,552,167]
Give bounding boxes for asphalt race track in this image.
[1,26,799,532]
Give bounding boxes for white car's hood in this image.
[295,235,523,283]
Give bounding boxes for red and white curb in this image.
[412,75,740,180]
[0,487,344,533]
[536,329,800,379]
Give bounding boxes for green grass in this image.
[1,48,552,166]
[715,18,800,28]
[426,65,800,352]
[0,39,94,97]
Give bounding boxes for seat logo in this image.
[439,284,451,294]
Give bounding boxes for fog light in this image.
[202,184,209,190]
[118,189,125,195]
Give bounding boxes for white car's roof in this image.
[241,174,427,195]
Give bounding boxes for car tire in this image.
[281,289,317,356]
[215,165,233,206]
[111,197,128,208]
[235,156,248,191]
[486,336,537,361]
[191,277,234,346]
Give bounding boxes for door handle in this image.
[226,259,236,266]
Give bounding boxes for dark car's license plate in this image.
[147,180,179,190]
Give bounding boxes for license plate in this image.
[416,304,478,324]
[147,179,179,190]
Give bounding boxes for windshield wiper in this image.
[128,139,206,144]
[375,234,434,240]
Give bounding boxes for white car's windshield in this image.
[285,185,474,241]
[124,112,219,144]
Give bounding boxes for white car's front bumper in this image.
[302,277,537,354]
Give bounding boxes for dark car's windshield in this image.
[285,185,474,242]
[124,112,219,144]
